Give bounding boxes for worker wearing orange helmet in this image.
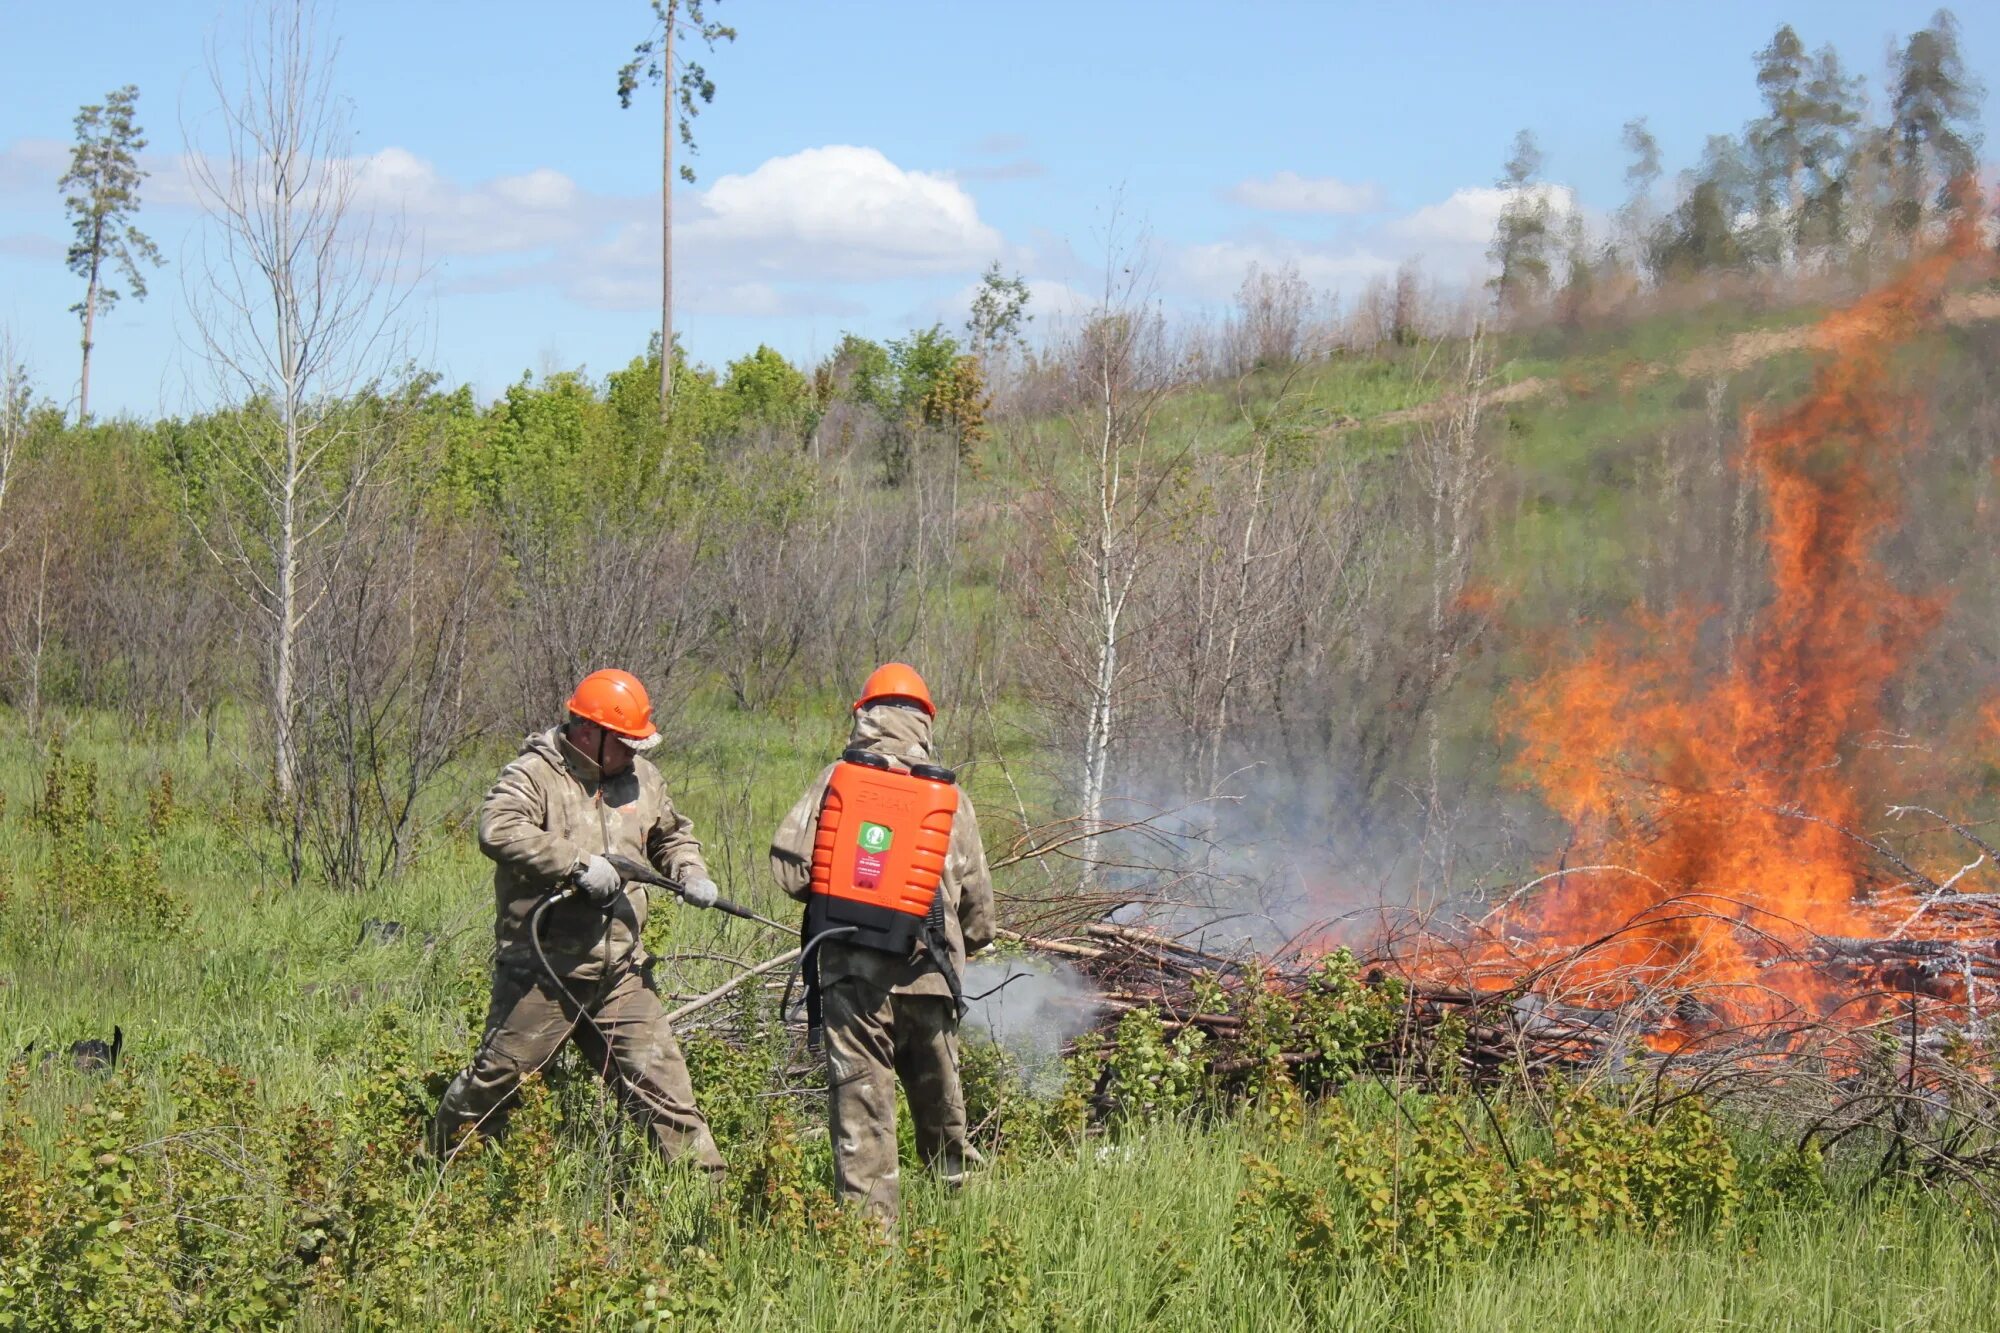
[769,663,995,1228]
[430,668,725,1173]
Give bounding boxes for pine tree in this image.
[616,1,737,424]
[1886,8,1983,242]
[1649,137,1753,280]
[1794,46,1863,260]
[1617,117,1663,267]
[1748,23,1812,240]
[59,85,161,424]
[1488,130,1555,317]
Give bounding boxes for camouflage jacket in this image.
[770,704,995,998]
[479,727,710,982]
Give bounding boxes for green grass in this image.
[1,716,1992,1329]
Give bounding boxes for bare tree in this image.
[1410,333,1496,887]
[2,536,56,732]
[1013,221,1191,846]
[180,0,414,815]
[1225,260,1317,373]
[1145,378,1368,805]
[502,505,718,732]
[292,492,495,890]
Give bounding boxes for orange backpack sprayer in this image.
[800,748,964,1046]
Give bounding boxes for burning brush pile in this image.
[1428,219,2000,1056]
[997,221,2000,1195]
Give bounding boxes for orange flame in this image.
[1466,220,1990,1034]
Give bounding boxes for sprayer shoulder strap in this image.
[922,893,967,1020]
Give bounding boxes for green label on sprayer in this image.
[857,821,893,853]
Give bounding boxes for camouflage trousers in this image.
[430,961,723,1173]
[822,977,970,1225]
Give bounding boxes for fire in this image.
[1461,221,1992,1037]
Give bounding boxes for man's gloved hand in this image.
[680,874,720,909]
[576,854,624,908]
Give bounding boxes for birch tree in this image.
[1015,224,1188,848]
[1411,335,1494,888]
[180,0,412,817]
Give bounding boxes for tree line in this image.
[1491,10,1986,319]
[3,4,1992,906]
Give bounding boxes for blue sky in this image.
[0,1,1991,418]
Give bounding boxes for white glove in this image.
[680,874,719,909]
[577,854,623,907]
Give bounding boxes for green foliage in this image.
[536,1226,735,1330]
[826,332,895,412]
[1516,1086,1743,1239]
[966,263,1033,363]
[886,325,963,416]
[30,737,186,936]
[1296,948,1404,1086]
[614,0,737,183]
[1888,9,1982,233]
[1105,1007,1208,1129]
[1489,130,1556,314]
[872,325,985,481]
[1649,136,1757,278]
[724,344,812,439]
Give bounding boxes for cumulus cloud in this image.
[347,148,609,256]
[1389,183,1576,248]
[1226,171,1382,215]
[680,145,1002,281]
[1170,179,1591,305]
[358,143,1009,317]
[131,139,1005,319]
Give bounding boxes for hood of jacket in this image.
[846,703,935,767]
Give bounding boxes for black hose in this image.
[798,925,859,987]
[527,886,593,1016]
[780,924,859,1051]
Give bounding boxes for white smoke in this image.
[963,956,1102,1081]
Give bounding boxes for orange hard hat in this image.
[855,662,935,716]
[566,669,662,750]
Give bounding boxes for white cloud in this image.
[1226,171,1382,215]
[1170,179,1596,305]
[346,148,609,256]
[416,144,1010,318]
[681,145,1002,281]
[0,138,70,197]
[1389,183,1576,249]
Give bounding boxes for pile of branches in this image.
[999,921,1620,1085]
[995,909,2000,1210]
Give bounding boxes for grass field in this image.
[1,713,1991,1330]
